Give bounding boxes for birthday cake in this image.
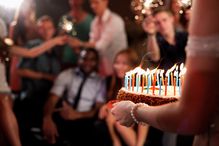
[117,87,179,106]
[116,65,186,106]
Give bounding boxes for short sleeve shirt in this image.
[50,68,106,112]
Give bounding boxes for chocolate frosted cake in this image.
[117,87,179,106]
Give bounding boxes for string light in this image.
[131,0,164,23]
[178,0,192,9]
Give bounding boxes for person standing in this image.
[60,0,93,69]
[142,7,188,70]
[70,0,128,76]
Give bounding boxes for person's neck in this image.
[70,8,86,22]
[98,9,107,19]
[163,29,175,45]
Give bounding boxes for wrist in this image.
[147,33,156,37]
[130,103,148,125]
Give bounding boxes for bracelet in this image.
[130,103,148,125]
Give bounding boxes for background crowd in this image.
[0,0,192,146]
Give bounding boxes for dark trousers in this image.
[53,113,98,146]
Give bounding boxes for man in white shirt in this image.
[43,48,106,145]
[70,0,128,76]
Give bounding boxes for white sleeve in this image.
[186,35,219,58]
[95,79,106,103]
[50,69,73,97]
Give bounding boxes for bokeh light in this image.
[0,0,23,9]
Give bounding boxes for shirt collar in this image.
[74,67,98,79]
[99,9,111,23]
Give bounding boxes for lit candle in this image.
[169,64,176,86]
[132,73,135,91]
[160,70,164,86]
[129,74,132,91]
[147,73,150,94]
[174,78,176,96]
[175,66,179,86]
[179,77,181,95]
[124,73,127,89]
[166,70,170,86]
[141,75,145,93]
[165,77,168,96]
[156,70,160,86]
[136,74,140,92]
[171,72,174,86]
[159,79,162,95]
[152,73,156,95]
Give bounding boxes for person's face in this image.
[154,12,174,36]
[78,51,98,74]
[113,54,132,79]
[69,0,84,9]
[89,0,108,16]
[38,21,55,40]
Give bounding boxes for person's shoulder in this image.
[176,31,188,38]
[86,13,94,20]
[110,11,124,22]
[58,68,75,78]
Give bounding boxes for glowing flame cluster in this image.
[124,63,187,96]
[131,0,164,22]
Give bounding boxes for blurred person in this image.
[180,7,191,32]
[0,24,66,146]
[43,48,106,145]
[15,15,63,146]
[170,0,184,31]
[98,49,148,146]
[9,0,39,95]
[59,0,93,69]
[69,0,128,76]
[112,0,219,146]
[142,7,191,146]
[142,7,188,70]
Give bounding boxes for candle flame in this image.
[150,68,157,74]
[174,70,178,76]
[165,69,170,77]
[160,70,164,76]
[169,64,177,72]
[180,63,184,71]
[179,68,187,76]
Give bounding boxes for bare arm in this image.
[112,0,219,135]
[17,69,56,81]
[0,95,21,146]
[43,94,60,144]
[10,36,67,58]
[146,35,161,62]
[44,94,60,118]
[142,16,160,62]
[136,124,149,146]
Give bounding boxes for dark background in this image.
[35,0,134,25]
